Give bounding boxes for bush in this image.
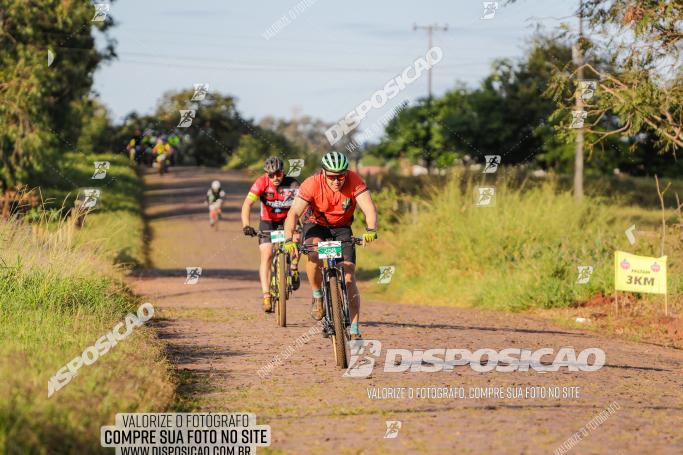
[359,171,682,311]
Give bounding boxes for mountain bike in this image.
[299,237,363,369]
[254,230,294,327]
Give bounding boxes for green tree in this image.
[0,0,116,184]
[76,96,115,154]
[123,89,305,169]
[375,37,571,171]
[258,115,356,172]
[513,0,683,153]
[375,98,452,172]
[148,89,245,166]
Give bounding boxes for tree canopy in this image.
[0,0,116,184]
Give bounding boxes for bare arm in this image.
[356,191,378,231]
[241,197,255,228]
[285,197,309,241]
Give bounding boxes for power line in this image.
[116,58,407,73]
[413,23,449,99]
[113,55,488,73]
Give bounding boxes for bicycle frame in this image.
[319,256,351,338]
[256,230,294,302]
[270,242,292,300]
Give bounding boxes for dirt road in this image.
[130,166,683,454]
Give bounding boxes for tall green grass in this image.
[32,152,146,268]
[359,171,682,311]
[0,155,174,453]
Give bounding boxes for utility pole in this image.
[413,23,448,174]
[573,0,585,201]
[413,23,448,99]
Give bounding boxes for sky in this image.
[93,0,577,141]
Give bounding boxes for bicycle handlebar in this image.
[298,237,363,254]
[248,229,300,238]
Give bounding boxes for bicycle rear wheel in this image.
[276,252,287,327]
[328,273,348,368]
[268,257,278,313]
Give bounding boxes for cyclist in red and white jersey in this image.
[241,156,301,312]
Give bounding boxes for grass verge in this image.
[29,152,145,268]
[356,170,682,345]
[0,154,174,453]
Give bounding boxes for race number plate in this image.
[270,230,285,243]
[318,241,342,259]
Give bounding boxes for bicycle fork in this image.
[270,248,292,299]
[321,261,350,338]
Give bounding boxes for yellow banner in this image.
[614,251,667,294]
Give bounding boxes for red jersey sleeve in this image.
[348,171,368,197]
[248,175,267,196]
[297,175,316,203]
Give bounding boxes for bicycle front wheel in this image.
[276,252,287,327]
[328,273,348,368]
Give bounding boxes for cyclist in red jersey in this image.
[241,156,301,312]
[283,151,378,340]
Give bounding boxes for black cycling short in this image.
[258,220,285,245]
[303,223,355,264]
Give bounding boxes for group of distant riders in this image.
[126,125,380,339]
[126,128,181,175]
[208,152,378,341]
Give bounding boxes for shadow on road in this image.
[363,319,581,336]
[145,205,239,220]
[132,268,259,280]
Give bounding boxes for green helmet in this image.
[321,151,349,172]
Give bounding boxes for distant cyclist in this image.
[153,138,170,174]
[206,180,225,227]
[127,129,143,164]
[241,156,301,312]
[167,134,181,165]
[283,151,377,340]
[142,131,155,166]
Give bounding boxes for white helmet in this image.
[211,180,220,190]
